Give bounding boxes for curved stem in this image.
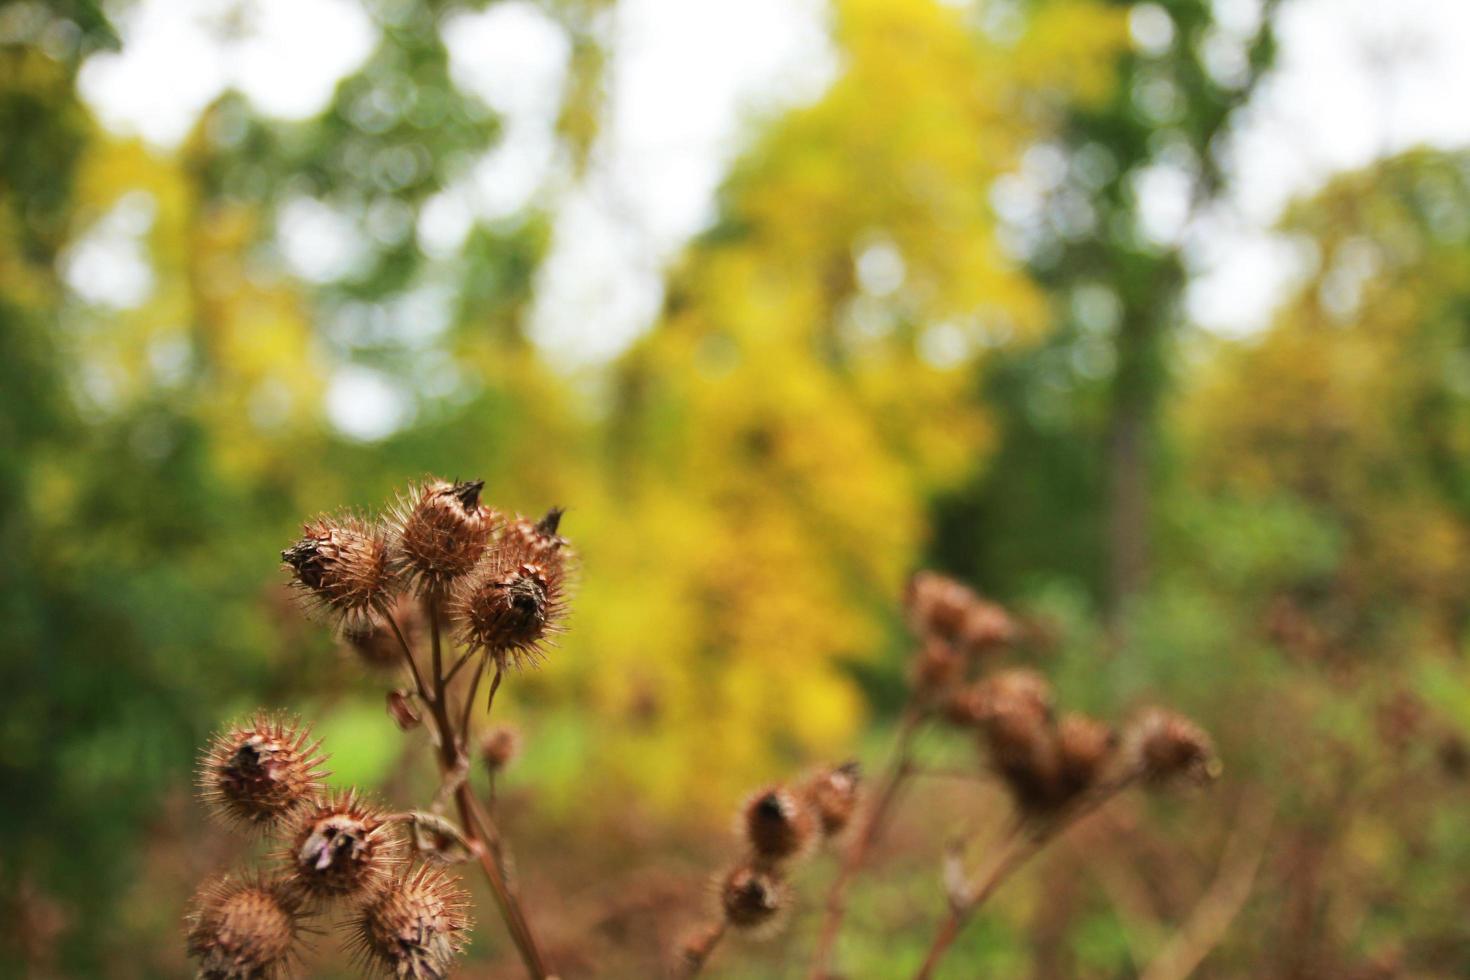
[674,921,727,979]
[809,704,923,979]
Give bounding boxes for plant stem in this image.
[389,605,552,979]
[809,704,924,979]
[674,920,727,979]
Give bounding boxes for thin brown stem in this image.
[912,774,1142,980]
[809,704,924,979]
[486,661,504,715]
[400,598,551,979]
[385,611,431,704]
[444,647,476,685]
[459,653,487,744]
[673,920,727,979]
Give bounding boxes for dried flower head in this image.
[449,525,569,668]
[978,693,1059,813]
[349,864,472,980]
[740,787,816,864]
[280,790,402,903]
[1056,713,1117,800]
[389,479,499,596]
[185,874,304,980]
[505,508,572,565]
[282,516,395,630]
[956,599,1019,655]
[718,864,788,935]
[198,714,328,832]
[942,683,989,727]
[801,762,862,838]
[1130,708,1220,785]
[480,724,521,774]
[912,639,965,699]
[905,572,980,643]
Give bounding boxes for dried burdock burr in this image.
[1129,708,1221,786]
[801,762,862,838]
[280,790,403,903]
[975,672,1061,813]
[905,571,979,644]
[505,507,572,564]
[956,598,1018,655]
[740,786,817,864]
[389,479,499,597]
[480,724,521,774]
[1055,713,1117,801]
[197,713,328,832]
[912,638,965,700]
[185,873,305,980]
[349,864,472,980]
[282,515,395,631]
[719,863,789,935]
[449,523,570,668]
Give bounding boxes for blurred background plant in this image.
[4,0,1470,975]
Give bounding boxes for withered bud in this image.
[450,548,567,668]
[740,787,816,863]
[506,508,571,564]
[979,691,1060,814]
[801,762,862,838]
[480,724,521,774]
[282,516,394,630]
[390,479,499,596]
[281,791,402,902]
[341,595,422,672]
[1056,713,1117,800]
[942,683,989,727]
[719,864,788,934]
[977,669,1053,722]
[1129,709,1220,786]
[957,599,1019,655]
[386,690,421,732]
[905,572,979,643]
[198,713,328,832]
[912,639,964,698]
[186,874,303,980]
[350,864,472,980]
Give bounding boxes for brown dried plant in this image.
[186,478,1220,980]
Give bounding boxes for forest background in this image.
[5,0,1470,975]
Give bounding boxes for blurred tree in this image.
[934,0,1280,627]
[571,0,1127,810]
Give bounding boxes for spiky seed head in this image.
[280,790,402,903]
[449,530,568,668]
[505,508,571,565]
[977,677,1060,813]
[905,572,979,643]
[197,714,328,832]
[1056,713,1117,800]
[282,516,395,630]
[1129,709,1221,786]
[185,873,303,980]
[801,762,862,838]
[718,864,788,934]
[479,724,521,774]
[740,786,816,863]
[957,599,1018,655]
[389,479,499,596]
[911,639,964,698]
[942,683,988,727]
[349,865,472,980]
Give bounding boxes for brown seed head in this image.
[976,673,1059,812]
[801,762,862,838]
[942,683,989,727]
[280,790,403,903]
[185,874,303,980]
[505,508,572,564]
[957,599,1019,655]
[198,714,328,832]
[911,639,965,699]
[479,724,521,774]
[1056,713,1117,800]
[449,527,568,667]
[905,572,979,643]
[389,479,499,596]
[740,786,816,864]
[718,864,788,934]
[349,864,472,980]
[1130,708,1220,786]
[282,516,394,630]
